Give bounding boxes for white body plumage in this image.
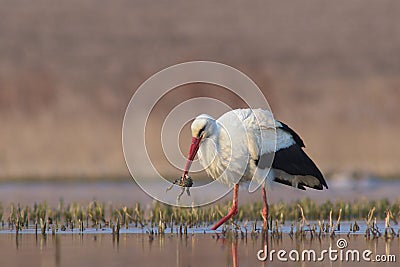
[190,108,327,192]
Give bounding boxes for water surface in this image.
[1,222,398,267]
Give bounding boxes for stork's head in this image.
[190,114,215,139]
[182,114,216,177]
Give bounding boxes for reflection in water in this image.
[0,230,398,267]
[55,235,60,266]
[261,231,268,267]
[232,240,238,267]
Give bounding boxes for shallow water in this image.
[0,221,396,235]
[1,233,398,267]
[1,222,398,267]
[1,179,399,266]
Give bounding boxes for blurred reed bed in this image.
[1,197,399,239]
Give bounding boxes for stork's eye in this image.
[198,126,206,137]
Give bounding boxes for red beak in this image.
[182,136,202,177]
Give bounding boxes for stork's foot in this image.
[211,204,238,230]
[211,184,239,231]
[261,205,268,231]
[261,186,268,231]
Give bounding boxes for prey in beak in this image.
[166,136,202,201]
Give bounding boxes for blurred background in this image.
[1,0,399,188]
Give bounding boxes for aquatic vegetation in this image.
[0,197,398,239]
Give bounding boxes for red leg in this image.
[261,186,268,231]
[211,184,239,230]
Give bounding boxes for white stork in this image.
[181,108,328,230]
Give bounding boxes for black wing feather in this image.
[278,121,305,147]
[272,144,328,190]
